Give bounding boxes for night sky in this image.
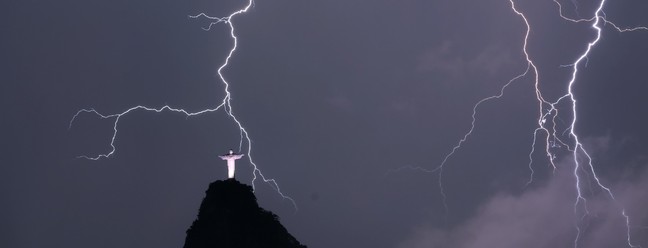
[3,0,648,247]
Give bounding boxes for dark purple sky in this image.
[2,0,648,247]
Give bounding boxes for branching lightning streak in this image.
[392,0,646,246]
[601,18,648,33]
[479,0,645,246]
[69,0,297,211]
[551,0,645,246]
[69,106,222,160]
[435,65,531,212]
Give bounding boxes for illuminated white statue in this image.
[218,149,244,179]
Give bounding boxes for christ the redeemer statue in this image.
[219,149,244,179]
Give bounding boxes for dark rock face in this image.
[183,179,306,248]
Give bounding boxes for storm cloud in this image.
[399,157,648,248]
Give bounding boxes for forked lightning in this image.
[395,0,646,247]
[69,0,297,211]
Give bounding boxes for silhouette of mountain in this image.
[183,179,307,248]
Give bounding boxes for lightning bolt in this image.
[531,0,645,246]
[391,0,646,246]
[69,0,297,211]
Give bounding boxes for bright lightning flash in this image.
[395,0,647,247]
[69,0,297,211]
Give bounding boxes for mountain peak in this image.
[183,179,306,248]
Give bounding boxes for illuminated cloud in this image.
[399,157,648,248]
